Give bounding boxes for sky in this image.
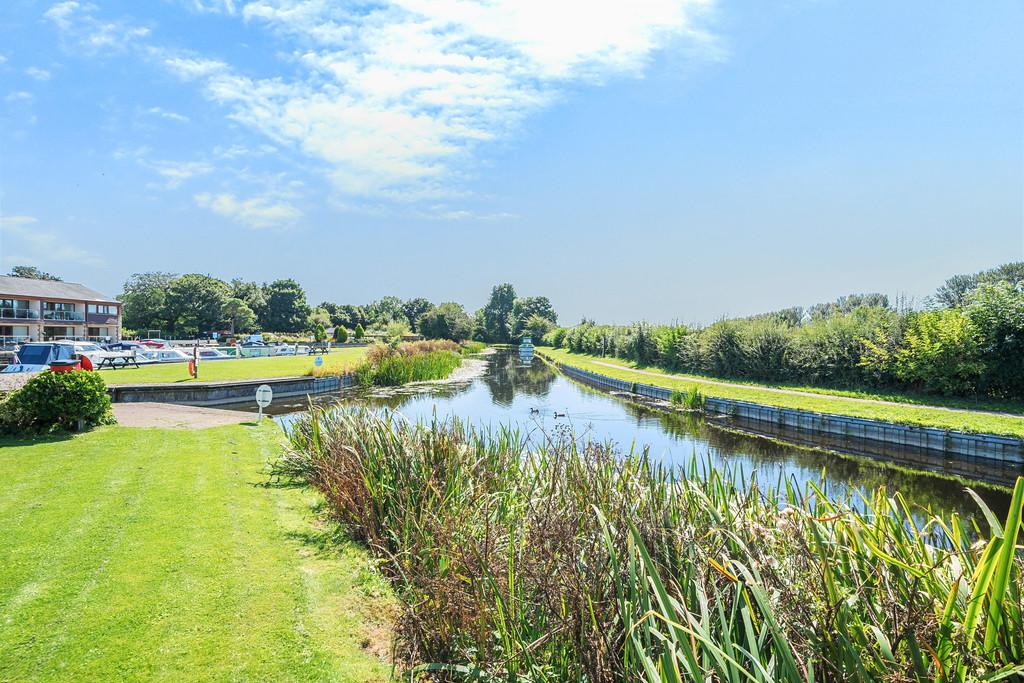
[0,0,1021,325]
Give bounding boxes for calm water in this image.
[241,349,1015,519]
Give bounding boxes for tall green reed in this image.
[275,406,1024,682]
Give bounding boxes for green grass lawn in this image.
[0,423,393,681]
[101,347,367,385]
[540,348,1024,438]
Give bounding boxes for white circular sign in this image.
[255,384,273,408]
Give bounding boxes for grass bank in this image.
[101,346,367,385]
[0,423,393,681]
[540,348,1024,438]
[279,407,1024,681]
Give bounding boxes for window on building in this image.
[87,304,116,314]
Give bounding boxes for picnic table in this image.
[95,351,140,369]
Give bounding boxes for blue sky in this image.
[1,0,1021,324]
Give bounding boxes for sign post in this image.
[255,384,273,421]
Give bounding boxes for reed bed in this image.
[275,407,1024,682]
[356,341,463,386]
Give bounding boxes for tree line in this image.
[543,262,1024,401]
[118,272,559,344]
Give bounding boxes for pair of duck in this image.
[529,407,566,418]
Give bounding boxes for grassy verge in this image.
[101,347,367,385]
[279,407,1024,681]
[540,348,1024,438]
[0,423,394,681]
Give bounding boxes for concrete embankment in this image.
[108,373,356,406]
[543,356,1024,467]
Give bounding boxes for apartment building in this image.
[0,276,121,345]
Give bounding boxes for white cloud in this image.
[194,192,302,228]
[145,106,190,123]
[150,160,214,188]
[25,67,52,81]
[0,215,106,267]
[5,91,33,103]
[163,0,717,201]
[47,0,718,206]
[45,1,150,54]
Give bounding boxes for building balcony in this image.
[0,307,40,320]
[43,310,85,322]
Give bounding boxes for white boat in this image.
[1,340,105,373]
[136,348,191,364]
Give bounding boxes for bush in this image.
[0,371,114,434]
[357,340,463,386]
[333,326,349,343]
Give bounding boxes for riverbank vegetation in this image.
[102,346,367,385]
[542,263,1024,404]
[354,340,465,386]
[279,408,1024,681]
[0,423,394,681]
[541,348,1024,437]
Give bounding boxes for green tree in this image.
[509,296,558,338]
[333,326,349,343]
[354,323,365,340]
[933,262,1024,308]
[164,274,230,336]
[308,307,332,333]
[966,281,1024,397]
[120,271,177,333]
[231,279,268,324]
[892,309,983,395]
[523,314,555,341]
[262,279,311,332]
[314,322,327,343]
[402,298,433,332]
[482,283,517,343]
[419,302,473,341]
[365,296,406,327]
[7,265,61,281]
[222,297,257,335]
[384,320,409,347]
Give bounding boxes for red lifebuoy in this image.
[188,359,196,377]
[80,354,94,371]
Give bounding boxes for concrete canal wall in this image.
[549,359,1024,466]
[108,373,356,407]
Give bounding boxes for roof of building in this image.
[0,276,119,304]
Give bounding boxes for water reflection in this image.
[242,349,1015,519]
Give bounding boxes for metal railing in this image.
[0,307,39,319]
[0,335,31,347]
[43,310,85,322]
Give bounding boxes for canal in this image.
[237,348,1015,518]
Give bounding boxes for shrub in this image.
[0,370,114,434]
[354,323,365,340]
[333,325,349,343]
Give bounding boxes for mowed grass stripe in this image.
[101,347,368,385]
[0,424,393,682]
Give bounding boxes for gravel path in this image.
[112,402,256,429]
[0,372,39,394]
